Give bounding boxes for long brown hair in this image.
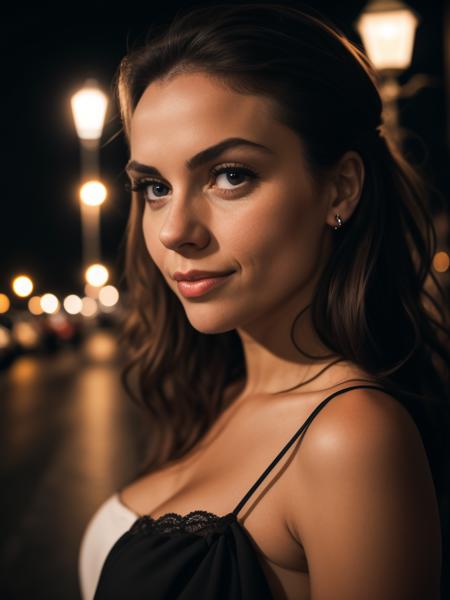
[113,2,450,506]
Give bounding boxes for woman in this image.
[79,3,449,599]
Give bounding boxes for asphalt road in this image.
[0,327,146,600]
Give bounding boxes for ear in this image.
[325,151,365,228]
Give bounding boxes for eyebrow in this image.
[125,137,275,177]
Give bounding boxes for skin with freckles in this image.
[129,71,366,398]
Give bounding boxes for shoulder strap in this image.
[231,384,388,517]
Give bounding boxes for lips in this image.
[176,272,234,298]
[173,270,235,281]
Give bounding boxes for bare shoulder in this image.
[300,385,423,461]
[286,386,442,600]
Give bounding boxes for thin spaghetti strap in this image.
[231,384,389,518]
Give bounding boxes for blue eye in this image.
[125,163,260,206]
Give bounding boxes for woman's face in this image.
[128,71,335,335]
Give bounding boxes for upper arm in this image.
[288,389,442,600]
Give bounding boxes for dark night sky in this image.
[2,0,448,300]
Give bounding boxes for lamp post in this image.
[356,0,450,318]
[70,79,108,273]
[355,0,437,149]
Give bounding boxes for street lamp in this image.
[355,0,437,148]
[356,0,449,317]
[71,79,108,273]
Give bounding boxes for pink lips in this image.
[176,273,234,298]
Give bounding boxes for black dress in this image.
[93,384,387,599]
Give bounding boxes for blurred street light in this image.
[85,263,109,287]
[63,294,83,315]
[355,0,439,149]
[98,285,119,307]
[356,1,449,309]
[356,0,419,71]
[28,296,44,315]
[80,180,107,206]
[40,293,60,314]
[71,83,108,141]
[12,275,34,298]
[0,293,10,313]
[81,296,98,318]
[71,79,108,276]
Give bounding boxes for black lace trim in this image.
[129,510,236,536]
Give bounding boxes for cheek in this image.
[228,185,317,272]
[142,208,162,264]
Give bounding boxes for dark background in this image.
[1,0,449,300]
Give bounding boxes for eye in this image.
[210,164,257,192]
[125,162,260,206]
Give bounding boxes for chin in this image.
[183,310,238,335]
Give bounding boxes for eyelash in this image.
[124,162,260,205]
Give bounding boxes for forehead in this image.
[129,72,278,150]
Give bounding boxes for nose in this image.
[156,194,211,251]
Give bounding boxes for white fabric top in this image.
[78,492,139,600]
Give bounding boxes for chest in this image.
[120,396,315,599]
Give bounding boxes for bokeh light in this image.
[64,294,83,315]
[40,293,60,314]
[12,275,33,298]
[0,293,10,313]
[28,296,44,315]
[85,264,109,287]
[81,296,98,318]
[98,285,119,307]
[80,180,107,206]
[13,321,40,348]
[433,251,449,273]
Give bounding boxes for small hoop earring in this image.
[333,213,343,230]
